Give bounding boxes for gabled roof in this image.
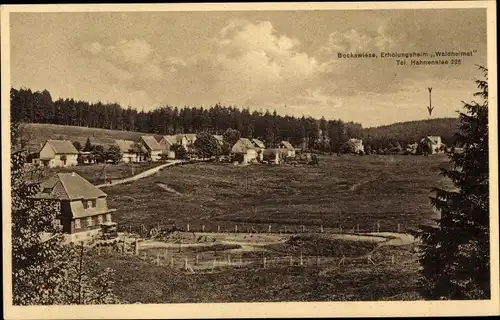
[175,134,187,143]
[140,136,162,151]
[279,141,294,150]
[251,139,265,149]
[184,133,197,142]
[160,135,177,145]
[427,136,442,143]
[115,139,138,153]
[33,172,107,201]
[41,140,78,154]
[213,135,223,142]
[232,138,255,153]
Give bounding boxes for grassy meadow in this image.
[105,154,452,233]
[21,123,162,152]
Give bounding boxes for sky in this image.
[9,9,487,127]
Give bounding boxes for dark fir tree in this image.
[416,66,489,299]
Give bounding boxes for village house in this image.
[38,139,79,168]
[139,136,163,162]
[263,148,281,164]
[420,136,444,154]
[174,134,189,149]
[277,140,296,158]
[159,135,177,159]
[348,138,365,154]
[184,133,197,151]
[231,138,258,164]
[251,139,266,161]
[32,172,117,243]
[213,135,224,146]
[115,139,145,163]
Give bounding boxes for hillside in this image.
[21,123,162,153]
[361,118,459,149]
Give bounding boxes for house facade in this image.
[231,138,257,164]
[251,139,265,161]
[115,139,144,163]
[277,141,296,158]
[139,136,163,162]
[39,140,79,168]
[426,136,444,154]
[174,134,189,149]
[263,148,281,164]
[348,138,365,154]
[159,135,177,159]
[32,172,117,243]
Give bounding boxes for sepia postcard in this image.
[1,1,499,319]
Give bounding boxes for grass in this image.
[96,241,421,303]
[105,154,452,233]
[21,123,163,152]
[38,162,157,184]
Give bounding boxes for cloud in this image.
[105,39,152,65]
[81,39,163,83]
[320,26,394,54]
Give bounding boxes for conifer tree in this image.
[417,66,490,299]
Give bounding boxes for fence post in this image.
[284,226,287,233]
[187,223,190,232]
[356,224,360,233]
[268,225,272,233]
[339,225,343,233]
[184,257,188,270]
[164,248,168,260]
[263,257,267,269]
[320,225,324,233]
[397,223,401,233]
[156,253,160,266]
[377,222,380,233]
[134,238,139,256]
[202,224,205,232]
[196,254,199,265]
[300,251,304,266]
[289,256,293,266]
[212,258,216,271]
[170,256,174,268]
[235,225,238,233]
[217,225,220,233]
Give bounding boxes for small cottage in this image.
[231,138,257,164]
[39,139,79,168]
[263,149,281,164]
[159,135,177,159]
[115,139,145,163]
[251,139,265,161]
[32,172,117,243]
[213,135,224,146]
[139,136,163,162]
[277,141,296,158]
[174,134,189,149]
[425,136,444,154]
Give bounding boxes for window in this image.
[83,200,96,209]
[42,188,53,193]
[92,200,96,207]
[87,217,93,227]
[83,201,88,209]
[74,219,81,229]
[98,215,104,224]
[106,214,112,222]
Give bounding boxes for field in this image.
[94,154,452,302]
[20,123,162,152]
[37,162,157,184]
[105,154,452,233]
[95,232,421,303]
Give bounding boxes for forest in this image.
[10,87,458,153]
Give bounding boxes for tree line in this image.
[10,87,363,152]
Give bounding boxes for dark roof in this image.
[252,139,265,149]
[33,172,107,200]
[42,140,78,154]
[160,135,177,145]
[140,136,162,151]
[279,141,294,150]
